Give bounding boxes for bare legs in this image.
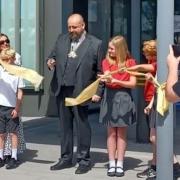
[0,134,5,159]
[107,127,127,177]
[150,128,156,165]
[107,127,127,161]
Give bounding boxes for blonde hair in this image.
[0,48,15,61]
[106,35,130,66]
[142,40,156,56]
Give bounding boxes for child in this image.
[0,33,26,163]
[98,35,136,177]
[0,48,25,169]
[128,40,180,179]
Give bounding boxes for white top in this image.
[0,66,25,107]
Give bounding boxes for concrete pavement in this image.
[0,113,180,180]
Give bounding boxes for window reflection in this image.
[88,0,110,50]
[88,0,130,51]
[21,0,36,70]
[141,0,157,42]
[0,0,16,47]
[111,0,130,40]
[21,0,37,88]
[0,0,38,88]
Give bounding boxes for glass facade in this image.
[0,0,16,47]
[88,0,110,50]
[88,0,131,51]
[111,0,131,43]
[140,0,157,63]
[141,0,157,43]
[0,0,41,88]
[21,1,36,70]
[140,0,180,48]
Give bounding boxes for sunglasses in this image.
[0,39,10,45]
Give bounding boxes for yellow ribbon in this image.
[156,82,169,116]
[0,59,43,90]
[65,68,121,106]
[66,79,101,106]
[126,69,169,116]
[65,67,169,116]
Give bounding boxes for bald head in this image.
[67,14,85,40]
[68,14,84,24]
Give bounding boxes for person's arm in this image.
[46,34,62,70]
[144,96,154,114]
[92,40,105,102]
[100,60,137,88]
[127,63,155,72]
[166,45,180,102]
[110,75,136,89]
[11,88,23,119]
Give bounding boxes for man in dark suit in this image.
[47,13,103,174]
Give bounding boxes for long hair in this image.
[106,35,130,67]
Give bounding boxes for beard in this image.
[69,32,82,41]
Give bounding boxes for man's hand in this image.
[47,58,56,70]
[92,95,101,102]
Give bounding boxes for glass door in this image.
[0,0,43,89]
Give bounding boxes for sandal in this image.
[107,166,116,177]
[115,166,124,177]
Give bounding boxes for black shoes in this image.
[107,166,124,177]
[50,159,72,170]
[107,167,116,177]
[115,167,125,177]
[75,164,91,174]
[6,158,18,169]
[4,155,11,164]
[50,159,91,174]
[0,158,5,168]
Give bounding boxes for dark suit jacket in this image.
[48,33,104,99]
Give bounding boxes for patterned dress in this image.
[3,118,26,155]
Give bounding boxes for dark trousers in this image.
[56,86,91,166]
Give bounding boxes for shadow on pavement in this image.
[19,149,55,164]
[22,113,180,156]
